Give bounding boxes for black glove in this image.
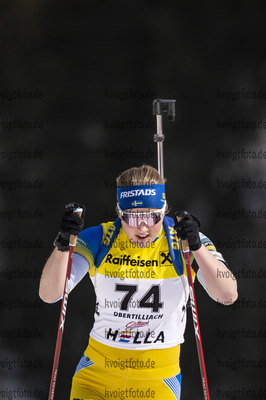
[54,202,86,251]
[174,211,201,251]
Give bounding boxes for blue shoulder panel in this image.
[95,218,122,268]
[76,224,104,263]
[163,216,184,276]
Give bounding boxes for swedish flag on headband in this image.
[131,201,143,207]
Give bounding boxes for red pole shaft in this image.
[48,244,75,400]
[183,249,211,400]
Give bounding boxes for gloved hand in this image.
[174,211,201,251]
[54,202,86,251]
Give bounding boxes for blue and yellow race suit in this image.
[62,218,225,399]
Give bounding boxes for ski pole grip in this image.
[69,208,83,246]
[176,216,190,252]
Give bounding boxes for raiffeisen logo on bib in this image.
[120,189,156,198]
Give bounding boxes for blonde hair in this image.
[116,164,166,187]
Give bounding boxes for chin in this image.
[131,237,153,249]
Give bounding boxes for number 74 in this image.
[115,284,163,313]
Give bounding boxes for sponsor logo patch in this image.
[159,251,173,266]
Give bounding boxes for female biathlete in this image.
[39,164,238,400]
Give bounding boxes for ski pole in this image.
[176,216,211,400]
[152,100,211,399]
[152,99,176,179]
[48,207,83,400]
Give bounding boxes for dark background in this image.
[0,1,265,398]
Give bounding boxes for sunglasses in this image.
[117,203,166,227]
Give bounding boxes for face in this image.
[120,208,164,248]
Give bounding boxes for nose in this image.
[137,223,149,233]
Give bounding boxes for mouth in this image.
[135,234,150,241]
